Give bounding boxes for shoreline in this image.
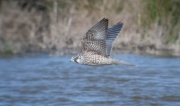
[1,46,179,58]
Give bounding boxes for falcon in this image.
[70,18,134,66]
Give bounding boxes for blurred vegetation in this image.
[0,0,179,55]
[141,0,180,44]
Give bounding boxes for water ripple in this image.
[0,54,180,106]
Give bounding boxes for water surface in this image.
[0,54,180,106]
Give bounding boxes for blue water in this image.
[0,54,180,106]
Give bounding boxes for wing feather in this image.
[82,40,107,56]
[83,18,108,40]
[81,18,123,57]
[106,22,123,56]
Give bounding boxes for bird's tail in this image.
[113,59,135,66]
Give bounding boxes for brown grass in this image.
[0,0,179,56]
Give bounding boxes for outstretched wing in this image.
[81,18,123,57]
[83,18,108,40]
[82,18,108,56]
[106,22,123,56]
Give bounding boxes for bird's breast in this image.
[83,53,115,65]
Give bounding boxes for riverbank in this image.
[0,0,179,56]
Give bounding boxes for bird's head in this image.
[70,55,84,64]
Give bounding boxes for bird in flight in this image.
[71,18,134,66]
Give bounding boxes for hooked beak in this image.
[70,58,74,62]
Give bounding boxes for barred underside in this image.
[77,51,134,66]
[81,52,118,66]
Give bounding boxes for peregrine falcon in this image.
[71,18,134,66]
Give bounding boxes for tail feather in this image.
[118,60,135,66]
[113,59,135,66]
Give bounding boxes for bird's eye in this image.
[74,57,78,63]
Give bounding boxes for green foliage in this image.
[141,0,180,43]
[115,0,124,13]
[3,42,13,55]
